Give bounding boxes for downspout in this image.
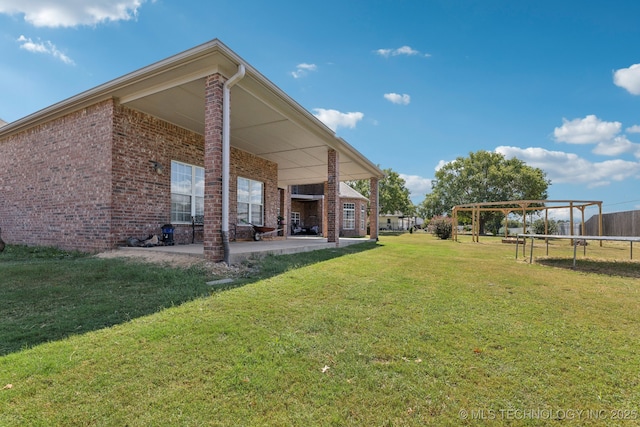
[222,64,246,265]
[376,178,380,242]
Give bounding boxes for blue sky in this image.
[1,0,640,220]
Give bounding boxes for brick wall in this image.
[339,198,367,237]
[0,100,115,252]
[0,97,279,252]
[326,149,339,243]
[369,177,379,240]
[111,104,204,245]
[279,187,289,235]
[113,106,278,245]
[290,199,323,234]
[230,147,278,240]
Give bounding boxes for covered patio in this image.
[117,39,383,263]
[0,39,383,259]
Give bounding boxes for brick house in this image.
[0,39,382,262]
[289,182,369,238]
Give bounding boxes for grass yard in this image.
[1,235,640,426]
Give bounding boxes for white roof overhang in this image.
[0,39,383,187]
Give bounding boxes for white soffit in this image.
[1,39,383,186]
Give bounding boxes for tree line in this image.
[349,150,550,234]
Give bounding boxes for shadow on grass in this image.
[211,240,380,290]
[0,241,379,356]
[536,257,640,279]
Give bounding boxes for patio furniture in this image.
[192,215,204,243]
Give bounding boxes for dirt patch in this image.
[94,250,256,278]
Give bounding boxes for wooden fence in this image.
[583,210,640,236]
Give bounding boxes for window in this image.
[171,161,204,223]
[237,177,264,226]
[291,211,301,226]
[343,202,355,230]
[361,204,366,229]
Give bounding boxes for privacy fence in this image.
[583,210,640,236]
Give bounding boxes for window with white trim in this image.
[237,177,264,226]
[361,204,366,229]
[291,211,301,226]
[171,161,204,223]
[343,202,355,230]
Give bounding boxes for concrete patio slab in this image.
[110,236,375,264]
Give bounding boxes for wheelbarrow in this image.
[251,225,282,241]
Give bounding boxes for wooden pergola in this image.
[451,200,603,243]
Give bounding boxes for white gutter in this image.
[376,178,380,242]
[222,64,246,265]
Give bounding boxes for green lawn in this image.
[1,235,639,426]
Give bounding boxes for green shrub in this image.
[533,218,558,235]
[428,216,453,239]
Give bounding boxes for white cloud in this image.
[375,45,430,58]
[495,146,640,188]
[435,160,449,171]
[312,108,363,131]
[613,63,640,95]
[547,207,569,221]
[0,0,147,27]
[552,115,640,158]
[17,35,74,65]
[399,173,432,199]
[384,93,411,105]
[554,115,621,144]
[291,63,317,79]
[593,136,640,158]
[395,46,419,56]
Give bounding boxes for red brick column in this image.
[284,186,291,237]
[279,187,291,237]
[322,182,328,237]
[203,74,225,261]
[326,149,340,245]
[369,177,379,241]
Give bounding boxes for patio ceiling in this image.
[0,39,382,188]
[103,40,383,187]
[122,77,363,187]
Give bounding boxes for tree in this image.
[346,179,371,200]
[418,150,550,233]
[347,167,414,216]
[533,218,559,235]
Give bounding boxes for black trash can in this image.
[161,224,175,246]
